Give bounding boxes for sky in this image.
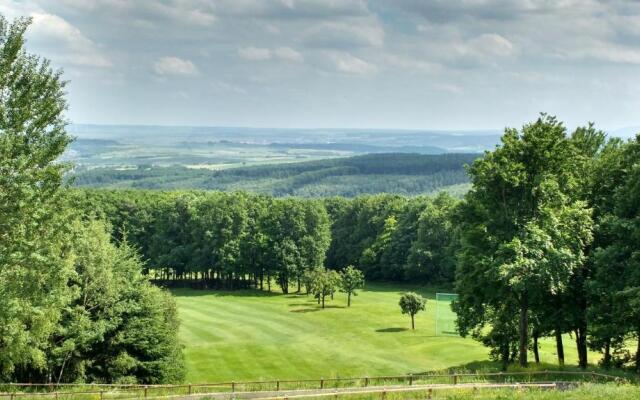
[2,0,640,131]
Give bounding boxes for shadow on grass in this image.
[290,308,322,313]
[170,288,282,298]
[289,302,317,307]
[170,284,457,300]
[290,304,346,313]
[376,327,409,333]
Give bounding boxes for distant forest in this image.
[70,153,478,197]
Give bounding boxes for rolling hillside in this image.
[71,153,478,197]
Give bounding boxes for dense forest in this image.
[70,153,476,197]
[69,190,458,289]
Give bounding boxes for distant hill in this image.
[71,153,479,197]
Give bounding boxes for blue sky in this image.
[2,0,640,131]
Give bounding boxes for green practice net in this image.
[435,293,459,336]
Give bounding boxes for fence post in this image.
[364,377,369,387]
[188,384,192,395]
[276,381,280,391]
[144,386,148,399]
[320,379,324,389]
[453,374,457,385]
[427,388,432,399]
[100,390,104,400]
[231,382,235,393]
[381,390,386,400]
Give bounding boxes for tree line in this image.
[68,189,459,289]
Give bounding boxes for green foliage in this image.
[454,115,594,367]
[588,135,640,371]
[399,292,426,330]
[0,15,73,379]
[339,266,365,307]
[308,267,341,308]
[405,193,458,282]
[0,16,184,384]
[48,220,185,383]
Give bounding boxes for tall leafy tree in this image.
[454,115,592,366]
[405,193,458,282]
[46,219,185,383]
[590,136,640,371]
[0,16,74,378]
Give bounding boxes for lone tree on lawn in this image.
[399,292,426,330]
[339,265,365,307]
[312,268,339,309]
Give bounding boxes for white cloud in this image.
[274,47,304,62]
[29,12,112,67]
[238,46,304,62]
[214,0,370,19]
[153,56,198,75]
[238,47,273,61]
[303,20,384,48]
[382,54,441,74]
[330,52,377,75]
[570,44,640,65]
[467,33,514,57]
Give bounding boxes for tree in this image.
[0,15,74,379]
[311,268,339,309]
[46,219,185,383]
[339,266,365,307]
[454,115,593,367]
[588,135,640,371]
[399,292,426,330]
[405,193,458,282]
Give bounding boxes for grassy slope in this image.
[173,283,597,383]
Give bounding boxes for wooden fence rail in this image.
[0,370,627,400]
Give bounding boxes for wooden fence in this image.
[0,370,627,400]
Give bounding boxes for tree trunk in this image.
[297,277,301,293]
[555,329,565,366]
[519,293,529,367]
[500,343,509,371]
[636,330,640,373]
[347,292,351,307]
[322,294,325,309]
[575,327,588,369]
[533,332,540,364]
[603,338,611,369]
[411,314,415,330]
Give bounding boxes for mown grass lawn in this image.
[173,283,596,383]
